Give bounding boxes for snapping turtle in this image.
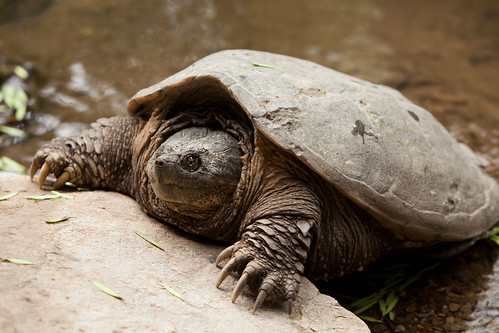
[30,50,499,313]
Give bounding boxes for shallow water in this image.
[1,0,498,331]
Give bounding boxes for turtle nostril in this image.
[155,159,165,167]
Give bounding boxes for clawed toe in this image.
[37,163,51,187]
[215,243,300,314]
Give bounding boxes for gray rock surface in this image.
[0,172,368,333]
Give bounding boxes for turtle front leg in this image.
[30,116,144,195]
[216,215,314,314]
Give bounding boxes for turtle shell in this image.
[127,50,499,242]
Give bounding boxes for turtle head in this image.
[146,127,243,219]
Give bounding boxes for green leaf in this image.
[0,83,28,121]
[251,62,279,69]
[14,66,29,80]
[91,281,124,300]
[389,311,395,321]
[2,83,14,106]
[2,258,33,265]
[45,216,71,223]
[13,90,27,121]
[385,294,399,314]
[353,298,379,315]
[0,125,26,137]
[25,191,73,201]
[25,194,61,201]
[0,156,26,174]
[379,299,387,316]
[162,284,184,301]
[0,192,19,201]
[65,182,91,191]
[135,231,164,251]
[358,315,383,324]
[51,191,74,199]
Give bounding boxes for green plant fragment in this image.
[0,192,19,201]
[25,194,61,201]
[358,316,383,323]
[135,231,164,251]
[2,258,33,265]
[162,284,184,301]
[51,191,74,199]
[45,216,71,223]
[25,191,73,201]
[0,125,26,137]
[14,66,29,80]
[379,299,387,316]
[385,293,398,314]
[251,62,279,69]
[91,281,124,300]
[65,182,91,191]
[0,156,26,174]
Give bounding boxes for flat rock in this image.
[0,172,368,333]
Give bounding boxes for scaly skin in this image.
[30,115,395,314]
[214,134,394,313]
[30,116,144,195]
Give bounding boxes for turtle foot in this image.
[30,138,78,189]
[216,240,301,314]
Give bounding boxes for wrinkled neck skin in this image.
[131,108,254,241]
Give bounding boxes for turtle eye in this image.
[180,153,201,172]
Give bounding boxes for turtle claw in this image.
[215,245,234,266]
[232,272,249,302]
[216,257,237,288]
[54,172,70,189]
[252,290,267,314]
[38,163,50,188]
[215,241,301,314]
[29,162,37,181]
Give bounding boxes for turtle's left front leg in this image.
[216,214,315,314]
[30,116,144,195]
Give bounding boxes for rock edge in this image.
[0,172,368,333]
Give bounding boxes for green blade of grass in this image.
[25,194,62,201]
[353,298,379,315]
[50,191,74,199]
[162,284,184,301]
[385,295,399,314]
[135,231,164,251]
[358,315,383,324]
[45,216,71,223]
[65,182,91,191]
[0,192,19,201]
[91,281,124,300]
[0,125,26,137]
[0,156,26,174]
[2,258,33,265]
[379,299,388,316]
[251,62,279,69]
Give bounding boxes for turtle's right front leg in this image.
[30,116,144,195]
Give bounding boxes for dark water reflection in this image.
[0,0,498,331]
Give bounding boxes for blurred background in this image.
[0,0,497,175]
[0,0,498,331]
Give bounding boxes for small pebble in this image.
[449,303,460,312]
